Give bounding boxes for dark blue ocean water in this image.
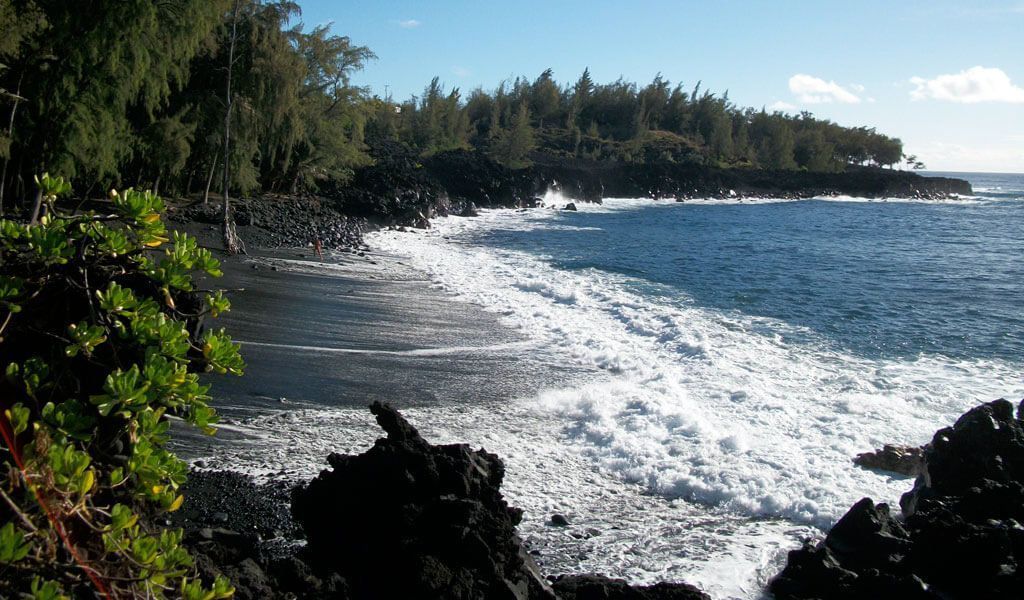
[474,172,1024,362]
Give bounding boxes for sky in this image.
[296,0,1024,173]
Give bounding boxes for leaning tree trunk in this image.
[221,0,244,255]
[203,150,219,205]
[0,73,25,216]
[28,188,42,225]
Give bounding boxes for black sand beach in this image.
[170,245,590,460]
[168,241,814,598]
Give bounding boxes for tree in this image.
[529,68,560,129]
[3,0,228,188]
[490,101,535,168]
[0,0,46,214]
[904,154,926,170]
[222,0,244,255]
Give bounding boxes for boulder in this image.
[563,203,578,211]
[292,401,556,600]
[854,444,925,476]
[770,399,1024,600]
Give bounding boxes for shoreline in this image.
[172,239,813,598]
[170,187,1022,599]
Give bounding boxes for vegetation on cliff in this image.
[1,0,912,218]
[376,69,905,172]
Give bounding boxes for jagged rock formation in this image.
[330,144,972,230]
[291,401,556,599]
[770,399,1024,599]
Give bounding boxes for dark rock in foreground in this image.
[287,402,710,599]
[770,399,1024,599]
[853,444,925,476]
[292,401,556,599]
[552,575,709,600]
[181,404,709,599]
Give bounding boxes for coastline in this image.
[170,185,1023,599]
[172,239,814,599]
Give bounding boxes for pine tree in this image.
[491,101,535,169]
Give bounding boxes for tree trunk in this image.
[0,73,25,216]
[28,188,42,225]
[221,0,243,255]
[203,151,218,205]
[153,174,161,198]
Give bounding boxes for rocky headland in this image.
[168,144,972,253]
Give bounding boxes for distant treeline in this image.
[374,71,906,172]
[0,0,907,211]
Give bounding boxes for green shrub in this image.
[0,174,242,598]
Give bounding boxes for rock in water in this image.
[854,444,925,476]
[563,203,578,211]
[292,401,556,600]
[770,399,1024,599]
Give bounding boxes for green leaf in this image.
[0,522,31,563]
[29,577,69,600]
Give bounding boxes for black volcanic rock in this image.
[770,399,1024,600]
[854,444,925,476]
[322,142,971,230]
[288,403,711,599]
[292,401,556,600]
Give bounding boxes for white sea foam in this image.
[361,198,1022,595]
[194,197,1023,599]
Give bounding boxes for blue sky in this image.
[297,0,1024,172]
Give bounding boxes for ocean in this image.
[192,172,1024,599]
[368,172,1024,597]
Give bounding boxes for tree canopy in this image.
[379,71,904,171]
[0,3,908,212]
[0,0,373,210]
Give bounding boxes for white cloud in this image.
[909,66,1024,104]
[768,100,797,112]
[906,140,1024,172]
[788,74,863,104]
[452,66,471,78]
[398,19,421,29]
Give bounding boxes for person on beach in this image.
[314,237,324,260]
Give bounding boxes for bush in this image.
[0,174,242,598]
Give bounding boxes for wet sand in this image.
[173,246,587,454]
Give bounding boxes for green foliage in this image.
[0,523,31,563]
[1,3,908,217]
[0,177,241,598]
[29,578,68,600]
[375,69,905,171]
[490,101,536,169]
[1,0,376,201]
[0,1,229,182]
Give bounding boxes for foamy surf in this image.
[358,196,1022,596]
[192,193,1023,599]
